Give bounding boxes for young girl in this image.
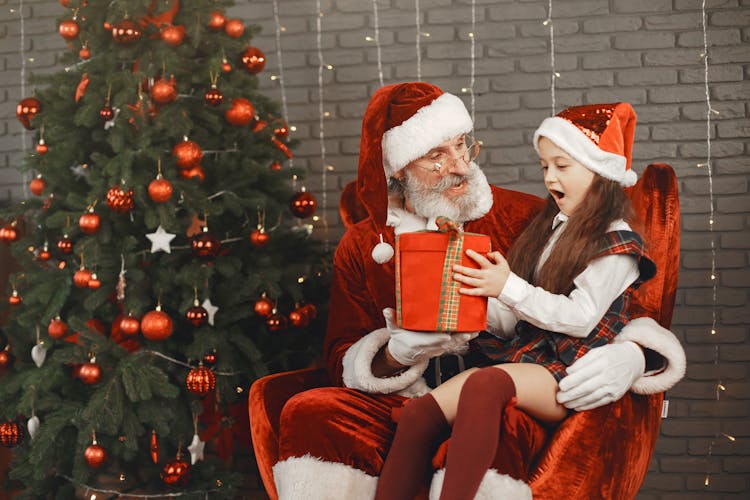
[374,102,656,500]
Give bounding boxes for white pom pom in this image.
[27,415,40,439]
[371,233,394,263]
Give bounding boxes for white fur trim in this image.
[342,328,430,396]
[615,317,686,394]
[274,455,377,500]
[534,116,637,187]
[382,93,473,177]
[429,468,532,500]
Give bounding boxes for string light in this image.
[18,0,30,197]
[272,0,293,168]
[415,0,421,81]
[700,0,728,489]
[141,350,239,376]
[371,0,384,87]
[62,476,222,498]
[545,0,556,115]
[469,0,477,125]
[315,0,329,249]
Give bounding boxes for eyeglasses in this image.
[411,136,482,175]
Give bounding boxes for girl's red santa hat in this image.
[533,102,638,187]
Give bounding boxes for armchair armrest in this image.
[249,367,330,499]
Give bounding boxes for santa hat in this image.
[357,82,473,230]
[532,102,638,187]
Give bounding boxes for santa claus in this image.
[269,82,685,499]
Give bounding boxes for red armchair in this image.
[249,163,680,499]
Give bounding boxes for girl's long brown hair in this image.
[507,175,640,295]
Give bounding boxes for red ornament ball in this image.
[58,19,80,41]
[16,97,41,130]
[99,105,114,121]
[270,161,282,171]
[240,47,266,74]
[141,309,173,341]
[88,273,101,289]
[78,211,101,235]
[38,248,51,261]
[161,457,190,486]
[29,176,45,196]
[179,165,206,182]
[36,141,48,155]
[224,97,255,126]
[221,60,232,73]
[79,361,102,385]
[204,86,223,106]
[289,190,317,218]
[106,185,135,213]
[254,296,274,318]
[57,236,73,255]
[202,350,217,367]
[151,78,177,104]
[48,318,69,339]
[79,46,91,59]
[289,308,310,328]
[112,19,143,45]
[191,229,221,259]
[8,291,22,306]
[119,315,140,336]
[274,122,289,139]
[0,224,18,244]
[224,18,244,38]
[161,24,185,47]
[266,312,288,332]
[0,421,24,448]
[0,350,15,370]
[207,11,226,31]
[84,443,107,468]
[172,139,202,168]
[186,365,216,396]
[185,305,208,327]
[73,268,93,288]
[148,176,173,203]
[249,228,269,247]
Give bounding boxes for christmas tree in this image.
[0,0,329,496]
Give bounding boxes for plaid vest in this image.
[474,230,655,369]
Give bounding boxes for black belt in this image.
[424,354,467,388]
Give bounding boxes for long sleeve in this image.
[496,217,641,338]
[499,254,639,338]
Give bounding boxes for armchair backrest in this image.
[625,163,681,328]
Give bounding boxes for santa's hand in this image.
[383,308,477,366]
[556,341,645,411]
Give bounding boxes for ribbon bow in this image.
[435,216,460,233]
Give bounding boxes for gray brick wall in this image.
[1,0,748,497]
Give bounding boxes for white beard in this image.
[403,161,493,223]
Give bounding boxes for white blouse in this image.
[487,213,640,339]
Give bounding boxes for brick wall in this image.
[1,0,748,497]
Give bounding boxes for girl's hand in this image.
[453,249,510,298]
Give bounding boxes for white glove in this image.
[556,341,645,411]
[383,308,478,366]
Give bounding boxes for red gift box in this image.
[395,219,491,333]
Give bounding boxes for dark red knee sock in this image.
[375,393,450,500]
[439,368,516,500]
